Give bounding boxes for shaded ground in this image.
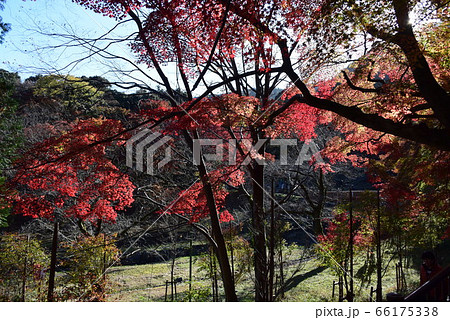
[105,250,422,302]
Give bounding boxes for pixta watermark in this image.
[126,130,324,175]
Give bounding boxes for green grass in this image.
[105,247,421,302]
[106,255,230,301]
[280,258,419,302]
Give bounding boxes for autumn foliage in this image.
[12,118,134,224]
[2,0,449,302]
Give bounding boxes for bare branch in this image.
[192,0,231,91]
[342,71,381,93]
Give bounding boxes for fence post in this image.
[279,231,284,299]
[229,222,235,284]
[174,281,177,301]
[165,280,168,302]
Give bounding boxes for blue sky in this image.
[1,0,298,93]
[0,0,176,88]
[0,0,288,93]
[2,0,115,79]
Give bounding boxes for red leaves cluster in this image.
[317,210,374,254]
[267,87,331,140]
[76,1,325,72]
[140,93,261,132]
[12,118,135,223]
[73,0,142,19]
[314,48,450,241]
[139,91,328,222]
[164,167,245,223]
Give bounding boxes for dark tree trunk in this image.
[251,162,268,301]
[376,190,383,302]
[268,179,275,301]
[391,0,450,132]
[348,190,354,302]
[47,221,58,302]
[189,130,238,302]
[200,164,238,301]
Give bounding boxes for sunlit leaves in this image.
[164,167,245,223]
[12,118,135,223]
[33,75,107,119]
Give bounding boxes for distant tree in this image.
[11,118,135,235]
[0,0,10,44]
[0,69,22,227]
[61,234,120,301]
[33,75,106,119]
[0,233,49,301]
[0,178,9,228]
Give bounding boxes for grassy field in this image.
[105,247,421,302]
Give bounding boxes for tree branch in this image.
[342,71,381,93]
[192,0,231,91]
[127,8,177,105]
[262,94,306,129]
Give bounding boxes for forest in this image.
[0,0,449,302]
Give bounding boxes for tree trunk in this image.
[268,179,275,301]
[251,162,268,301]
[189,131,238,301]
[392,0,450,131]
[348,190,354,302]
[376,190,383,301]
[47,221,58,302]
[201,168,237,301]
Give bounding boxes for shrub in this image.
[61,234,120,301]
[0,233,49,301]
